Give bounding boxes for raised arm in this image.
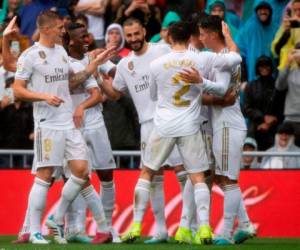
[69,47,116,89]
[99,74,123,101]
[2,16,18,72]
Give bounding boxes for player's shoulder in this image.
[18,43,41,59]
[149,42,171,53]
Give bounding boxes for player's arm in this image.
[2,16,18,72]
[222,21,239,53]
[73,87,103,128]
[179,67,231,96]
[99,74,123,100]
[69,47,116,89]
[13,79,64,106]
[202,88,237,106]
[75,0,107,16]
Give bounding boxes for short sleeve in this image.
[15,52,33,80]
[112,64,127,92]
[98,60,116,75]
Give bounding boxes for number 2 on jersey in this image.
[172,74,190,107]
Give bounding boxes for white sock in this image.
[100,181,115,228]
[223,184,242,238]
[194,182,210,226]
[133,178,150,223]
[81,185,108,232]
[179,178,195,229]
[54,175,86,225]
[237,198,250,229]
[20,206,31,234]
[65,194,86,235]
[176,171,187,191]
[28,177,50,233]
[150,175,167,235]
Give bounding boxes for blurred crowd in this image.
[0,0,300,169]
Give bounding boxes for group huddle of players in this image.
[3,9,256,246]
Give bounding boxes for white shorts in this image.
[213,127,246,180]
[32,128,88,173]
[140,120,183,167]
[200,125,215,170]
[82,127,116,170]
[143,128,209,173]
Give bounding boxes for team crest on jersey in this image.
[128,61,134,71]
[62,56,68,63]
[38,51,46,59]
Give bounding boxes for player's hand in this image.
[257,122,270,132]
[73,104,84,128]
[222,21,231,39]
[264,115,277,125]
[93,46,117,66]
[223,88,237,106]
[3,16,19,39]
[45,95,64,107]
[0,96,11,109]
[179,67,202,83]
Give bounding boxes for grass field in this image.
[1,236,300,250]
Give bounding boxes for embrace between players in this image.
[4,10,255,246]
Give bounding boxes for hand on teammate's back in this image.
[179,67,203,84]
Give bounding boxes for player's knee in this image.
[140,166,155,180]
[36,167,54,183]
[70,161,89,179]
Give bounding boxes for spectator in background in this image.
[18,0,55,40]
[115,0,161,41]
[150,10,181,43]
[75,0,108,47]
[207,0,241,38]
[104,23,130,63]
[235,1,277,82]
[243,55,280,151]
[261,123,300,169]
[104,0,122,29]
[0,0,21,33]
[241,137,259,169]
[271,0,300,70]
[275,43,300,147]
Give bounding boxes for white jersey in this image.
[15,43,74,130]
[113,43,171,124]
[150,49,242,137]
[204,48,247,132]
[69,55,105,129]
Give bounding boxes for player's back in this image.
[208,49,246,132]
[150,50,204,137]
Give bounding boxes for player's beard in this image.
[128,39,144,52]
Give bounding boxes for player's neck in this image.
[69,48,84,60]
[134,42,148,56]
[211,41,226,53]
[39,35,56,48]
[171,43,188,52]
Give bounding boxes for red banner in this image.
[0,170,299,237]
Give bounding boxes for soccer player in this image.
[181,15,256,245]
[120,21,242,244]
[65,22,119,243]
[100,17,186,244]
[13,10,114,244]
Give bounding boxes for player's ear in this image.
[143,27,146,37]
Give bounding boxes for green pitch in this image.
[1,236,300,250]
